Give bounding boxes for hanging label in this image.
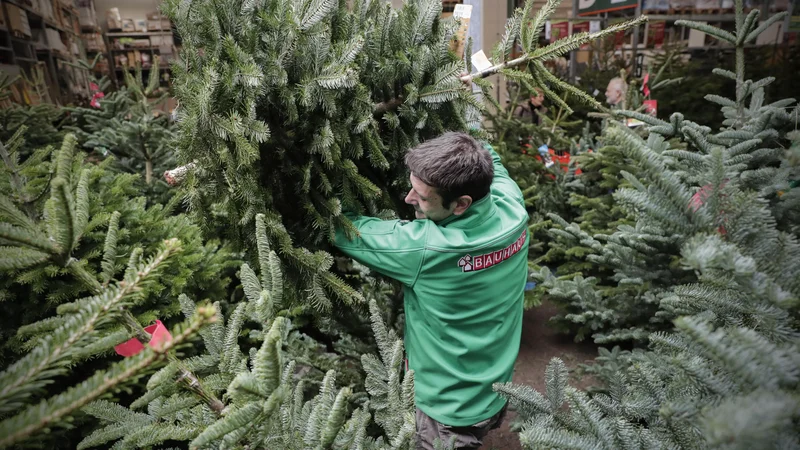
[471,50,493,72]
[453,4,473,19]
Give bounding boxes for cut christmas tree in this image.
[162,0,645,311]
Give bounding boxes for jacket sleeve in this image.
[333,213,427,286]
[484,143,524,204]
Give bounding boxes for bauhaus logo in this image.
[458,229,527,273]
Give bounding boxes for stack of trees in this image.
[499,3,800,449]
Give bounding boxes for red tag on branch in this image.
[643,99,657,116]
[114,320,172,357]
[688,183,728,235]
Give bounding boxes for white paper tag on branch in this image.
[454,4,473,19]
[590,21,601,33]
[471,50,493,72]
[545,21,552,40]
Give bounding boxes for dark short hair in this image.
[405,132,493,207]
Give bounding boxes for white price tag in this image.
[453,4,473,19]
[471,50,493,72]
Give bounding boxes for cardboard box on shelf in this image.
[38,0,56,22]
[45,28,67,52]
[135,19,146,31]
[82,32,105,51]
[106,7,122,29]
[642,0,669,10]
[28,0,42,15]
[7,5,32,38]
[77,1,97,28]
[121,19,135,32]
[694,0,720,9]
[148,18,170,31]
[56,5,76,31]
[671,0,694,9]
[134,39,150,48]
[150,35,174,47]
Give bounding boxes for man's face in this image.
[530,89,544,107]
[404,174,455,222]
[605,81,621,105]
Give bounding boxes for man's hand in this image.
[460,72,472,88]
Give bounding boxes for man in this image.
[605,77,627,107]
[514,87,548,125]
[333,132,529,449]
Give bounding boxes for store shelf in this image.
[646,14,738,22]
[115,66,169,71]
[2,0,76,34]
[106,31,172,37]
[111,47,161,52]
[36,48,74,61]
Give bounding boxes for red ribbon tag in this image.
[642,72,651,98]
[114,320,172,357]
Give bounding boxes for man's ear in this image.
[452,195,473,215]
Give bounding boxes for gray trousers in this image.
[415,405,507,450]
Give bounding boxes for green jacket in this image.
[333,144,528,426]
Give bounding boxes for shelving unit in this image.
[104,26,174,88]
[518,0,795,80]
[0,0,94,104]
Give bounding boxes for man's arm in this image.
[333,213,428,287]
[484,143,524,204]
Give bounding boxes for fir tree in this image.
[162,0,645,310]
[0,71,65,154]
[0,130,239,365]
[66,59,177,201]
[75,214,418,450]
[497,4,800,447]
[533,0,800,343]
[497,229,800,449]
[0,240,218,449]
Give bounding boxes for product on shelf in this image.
[642,0,669,11]
[106,7,122,29]
[38,0,56,22]
[82,32,105,51]
[146,12,171,31]
[7,5,32,38]
[77,0,97,28]
[671,0,694,10]
[695,0,721,10]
